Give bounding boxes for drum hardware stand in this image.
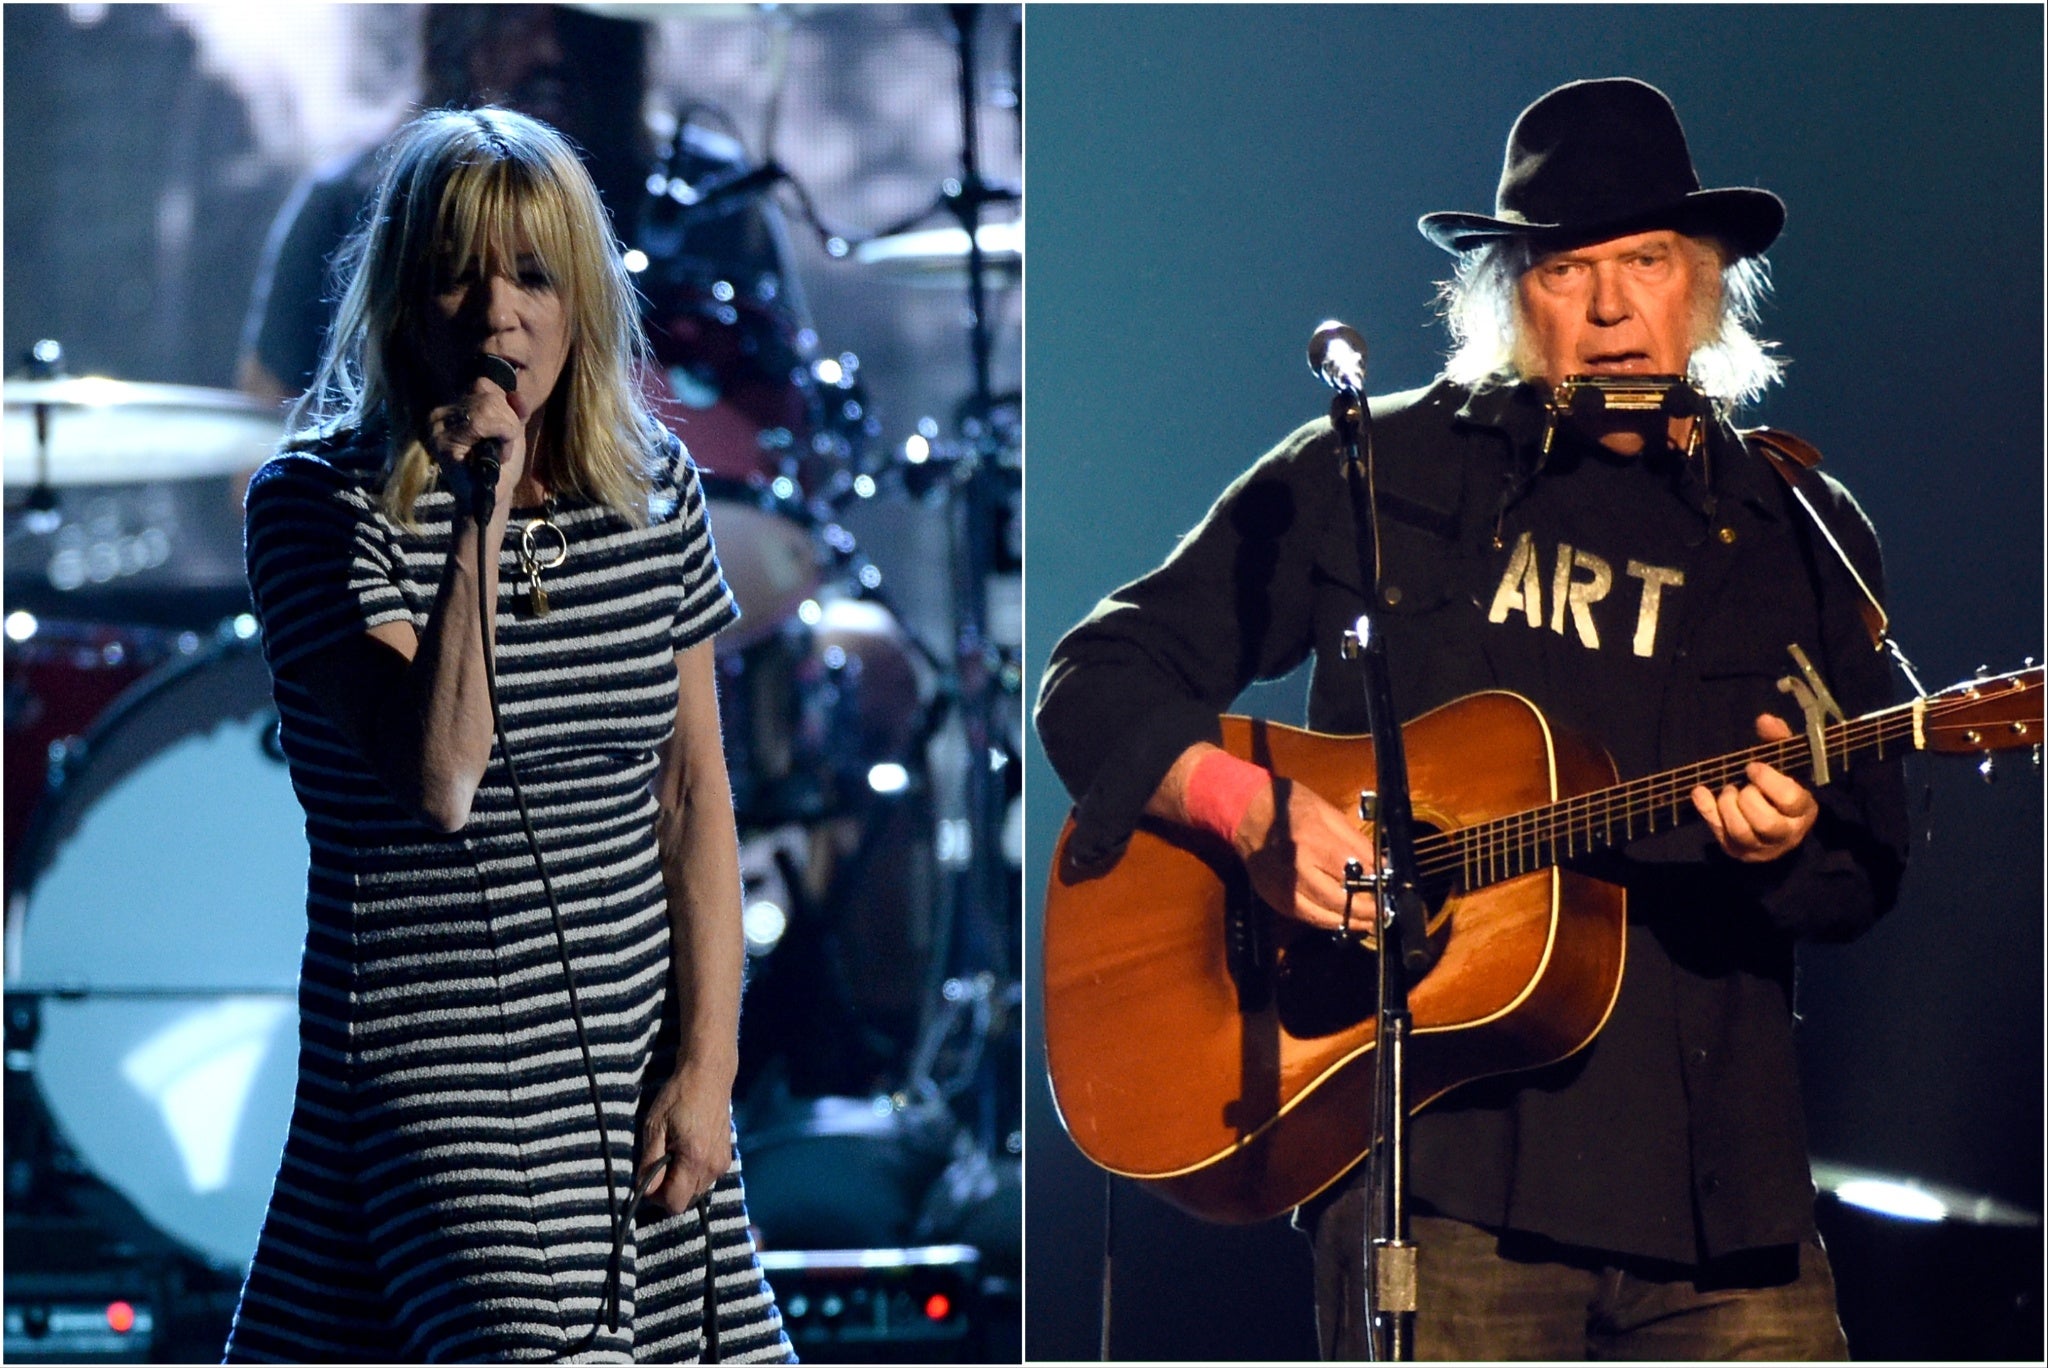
[834,4,1020,1158]
[18,339,66,533]
[633,3,1025,1150]
[1311,320,1441,1361]
[952,0,1021,1158]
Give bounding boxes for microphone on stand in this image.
[468,353,518,521]
[1308,320,1368,394]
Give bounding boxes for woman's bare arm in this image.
[636,640,745,1212]
[288,377,528,831]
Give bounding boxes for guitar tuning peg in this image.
[1978,753,1997,783]
[2026,656,2038,669]
[1975,663,1991,679]
[2033,744,2042,774]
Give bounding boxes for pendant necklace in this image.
[518,495,568,616]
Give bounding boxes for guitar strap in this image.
[1742,427,1888,652]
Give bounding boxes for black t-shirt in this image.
[1479,430,1716,780]
[1408,429,1722,1263]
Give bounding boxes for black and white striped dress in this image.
[225,428,792,1363]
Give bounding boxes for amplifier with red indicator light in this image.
[4,1294,156,1362]
[757,1243,980,1362]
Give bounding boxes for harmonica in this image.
[1549,373,1703,418]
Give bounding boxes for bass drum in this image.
[7,639,306,1273]
[3,619,179,894]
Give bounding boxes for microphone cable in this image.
[469,473,722,1360]
[468,482,624,1350]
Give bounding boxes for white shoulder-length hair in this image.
[1436,233,1785,408]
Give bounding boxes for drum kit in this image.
[0,102,1022,1358]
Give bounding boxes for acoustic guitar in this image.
[1041,666,2042,1224]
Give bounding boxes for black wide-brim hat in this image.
[1418,77,1784,258]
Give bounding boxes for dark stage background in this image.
[1023,5,2044,1362]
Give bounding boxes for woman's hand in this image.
[426,372,528,513]
[635,1063,734,1216]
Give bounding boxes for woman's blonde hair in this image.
[288,106,658,526]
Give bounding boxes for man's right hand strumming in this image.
[1150,741,1379,934]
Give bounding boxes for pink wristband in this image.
[1184,749,1272,844]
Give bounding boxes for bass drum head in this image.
[11,639,306,1273]
[3,620,168,893]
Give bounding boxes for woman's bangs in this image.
[445,160,580,302]
[433,160,519,284]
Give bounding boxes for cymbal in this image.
[5,378,282,486]
[853,221,1021,284]
[570,3,828,19]
[1812,1158,2042,1227]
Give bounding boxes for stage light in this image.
[867,763,909,795]
[621,249,648,274]
[1834,1179,1946,1222]
[813,357,843,386]
[923,1292,951,1321]
[904,434,930,464]
[5,611,37,642]
[743,900,787,955]
[105,1302,136,1334]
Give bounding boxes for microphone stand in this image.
[1312,323,1436,1361]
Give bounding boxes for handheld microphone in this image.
[1308,320,1368,395]
[468,353,518,519]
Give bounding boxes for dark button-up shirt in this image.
[1036,378,1908,1263]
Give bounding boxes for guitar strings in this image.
[1406,684,2016,889]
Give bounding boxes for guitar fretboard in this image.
[1411,684,2008,891]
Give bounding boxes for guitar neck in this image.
[1424,698,1925,892]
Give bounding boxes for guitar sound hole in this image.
[1274,931,1378,1038]
[1271,824,1457,1038]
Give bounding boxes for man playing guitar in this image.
[1037,78,1911,1359]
